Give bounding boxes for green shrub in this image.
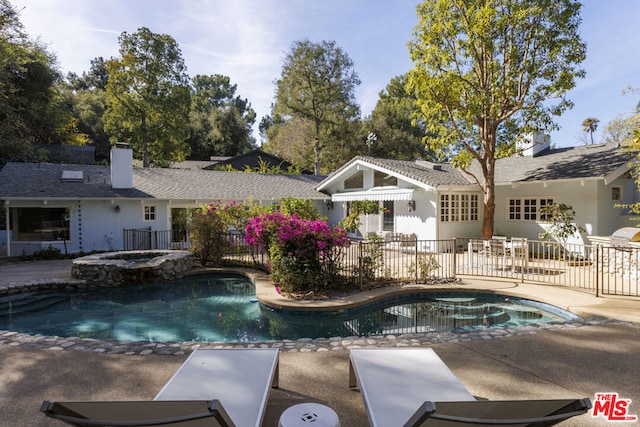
[21,245,63,261]
[188,200,270,266]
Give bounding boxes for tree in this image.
[104,27,191,167]
[274,39,361,175]
[0,0,67,162]
[66,57,110,160]
[538,203,585,259]
[262,116,316,171]
[407,0,586,238]
[366,74,437,160]
[602,114,639,145]
[188,74,256,159]
[581,117,599,144]
[619,93,640,219]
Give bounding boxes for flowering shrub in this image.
[188,203,230,266]
[189,200,270,266]
[246,212,350,292]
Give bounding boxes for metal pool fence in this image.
[125,230,640,298]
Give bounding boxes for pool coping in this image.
[1,265,637,355]
[186,267,592,319]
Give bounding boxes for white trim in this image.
[331,188,415,202]
[605,164,631,186]
[317,159,434,192]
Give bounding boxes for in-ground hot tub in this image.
[71,250,193,286]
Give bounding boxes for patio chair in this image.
[41,348,279,427]
[40,399,235,426]
[467,239,489,268]
[348,348,590,427]
[507,238,529,273]
[404,398,592,426]
[487,239,508,270]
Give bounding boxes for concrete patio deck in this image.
[1,258,639,426]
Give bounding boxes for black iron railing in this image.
[123,228,640,297]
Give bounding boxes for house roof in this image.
[170,160,220,170]
[0,162,328,201]
[484,142,634,184]
[4,142,631,203]
[320,143,634,192]
[317,156,470,191]
[204,148,308,173]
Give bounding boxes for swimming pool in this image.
[0,273,579,343]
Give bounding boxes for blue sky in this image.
[11,0,640,148]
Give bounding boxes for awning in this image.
[331,188,415,202]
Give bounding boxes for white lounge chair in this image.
[349,348,590,427]
[41,348,280,427]
[349,348,475,426]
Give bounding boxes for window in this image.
[460,194,478,221]
[374,171,397,187]
[344,171,363,189]
[440,194,479,222]
[13,208,69,241]
[144,205,157,221]
[383,200,394,231]
[612,186,622,201]
[508,197,554,221]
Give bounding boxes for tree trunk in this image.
[313,119,321,176]
[482,186,495,239]
[142,112,149,167]
[314,140,320,176]
[481,125,497,239]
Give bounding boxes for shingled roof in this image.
[2,143,633,202]
[483,142,634,184]
[0,162,328,201]
[318,156,470,190]
[318,144,634,192]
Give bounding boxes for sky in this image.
[10,0,640,148]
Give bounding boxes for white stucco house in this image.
[0,138,637,256]
[0,147,329,256]
[317,137,638,245]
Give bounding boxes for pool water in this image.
[0,274,579,343]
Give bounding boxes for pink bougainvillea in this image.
[246,213,350,291]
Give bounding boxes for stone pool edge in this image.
[0,266,634,356]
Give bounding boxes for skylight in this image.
[61,170,84,182]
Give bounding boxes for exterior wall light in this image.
[407,200,416,212]
[114,205,121,213]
